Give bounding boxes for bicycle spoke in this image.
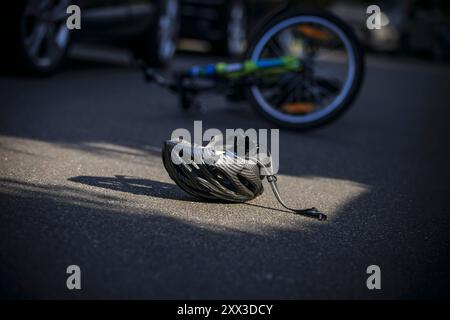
[270,75,304,107]
[248,14,359,126]
[260,75,295,104]
[266,37,284,57]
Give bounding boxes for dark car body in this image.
[179,0,286,56]
[330,0,450,59]
[3,0,180,74]
[76,0,157,37]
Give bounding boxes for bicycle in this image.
[143,7,365,130]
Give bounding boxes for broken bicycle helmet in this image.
[162,134,326,221]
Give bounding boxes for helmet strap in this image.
[266,175,327,221]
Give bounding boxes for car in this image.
[4,0,180,74]
[329,0,450,60]
[179,0,285,57]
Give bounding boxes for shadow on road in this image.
[1,55,450,299]
[69,174,296,214]
[68,175,195,201]
[0,177,339,299]
[2,175,448,299]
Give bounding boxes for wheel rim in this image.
[227,2,247,55]
[158,0,179,62]
[250,16,357,124]
[21,0,71,68]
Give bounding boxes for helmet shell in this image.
[162,138,264,202]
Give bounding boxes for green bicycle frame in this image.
[187,56,302,79]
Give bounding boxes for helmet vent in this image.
[209,166,237,193]
[237,174,257,194]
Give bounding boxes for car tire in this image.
[8,0,72,74]
[134,0,180,68]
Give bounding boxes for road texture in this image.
[1,47,449,299]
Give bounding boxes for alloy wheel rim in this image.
[21,0,71,68]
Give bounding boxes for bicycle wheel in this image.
[246,9,365,130]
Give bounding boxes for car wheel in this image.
[212,0,247,57]
[19,0,71,74]
[135,0,180,67]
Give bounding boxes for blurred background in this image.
[2,0,450,73]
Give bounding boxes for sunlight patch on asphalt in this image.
[1,135,370,235]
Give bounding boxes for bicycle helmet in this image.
[162,134,326,220]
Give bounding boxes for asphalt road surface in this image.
[1,47,449,299]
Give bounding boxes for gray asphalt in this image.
[1,48,449,299]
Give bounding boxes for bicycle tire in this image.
[245,8,365,130]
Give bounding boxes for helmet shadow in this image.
[68,175,197,202]
[68,174,297,215]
